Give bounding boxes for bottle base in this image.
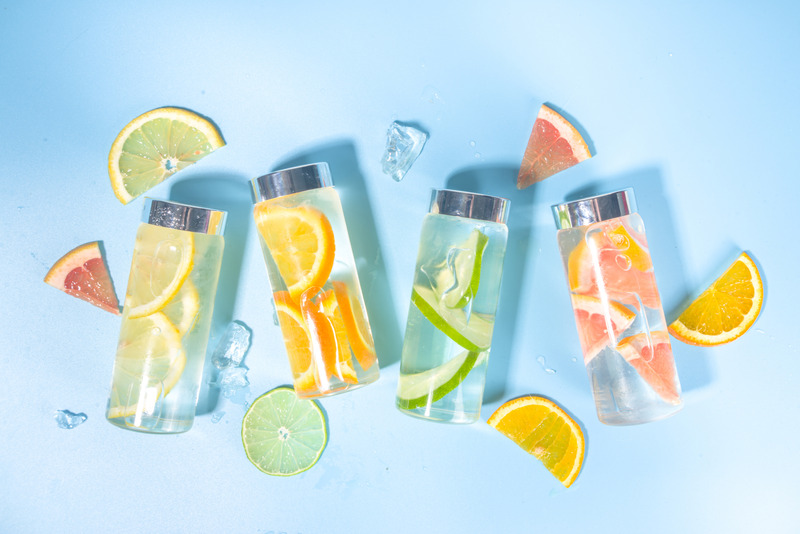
[396,402,479,424]
[106,415,193,434]
[295,372,379,399]
[597,401,682,426]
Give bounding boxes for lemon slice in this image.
[162,278,200,335]
[107,312,186,419]
[109,107,225,204]
[125,225,194,319]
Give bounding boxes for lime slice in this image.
[433,229,489,309]
[411,285,494,351]
[397,350,485,410]
[242,387,328,476]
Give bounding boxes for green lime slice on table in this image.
[412,285,494,352]
[397,350,486,410]
[241,387,327,476]
[434,228,489,309]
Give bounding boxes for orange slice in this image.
[332,281,377,371]
[571,294,636,363]
[517,104,591,189]
[668,252,763,346]
[44,241,120,315]
[487,396,585,488]
[273,291,317,394]
[320,289,358,384]
[254,204,335,301]
[616,331,681,405]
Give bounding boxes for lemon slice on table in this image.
[109,107,225,204]
[125,225,194,319]
[107,312,186,419]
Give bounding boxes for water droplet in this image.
[615,254,632,271]
[152,327,161,335]
[536,355,556,374]
[571,357,578,363]
[469,140,476,147]
[474,152,482,159]
[420,85,442,104]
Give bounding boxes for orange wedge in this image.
[44,241,120,315]
[254,204,335,301]
[517,104,591,189]
[332,281,377,370]
[669,252,763,346]
[273,291,317,394]
[487,396,585,488]
[320,290,358,384]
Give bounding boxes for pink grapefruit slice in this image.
[44,241,120,315]
[571,294,635,363]
[616,331,681,405]
[517,104,592,189]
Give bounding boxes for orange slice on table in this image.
[517,104,592,189]
[44,241,120,315]
[332,281,377,371]
[668,252,763,346]
[254,204,335,302]
[616,331,681,405]
[487,395,585,488]
[571,294,636,363]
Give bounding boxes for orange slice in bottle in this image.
[332,281,377,371]
[44,241,121,315]
[320,289,358,384]
[571,294,636,363]
[668,252,763,346]
[616,331,681,405]
[517,104,592,189]
[273,291,317,394]
[254,204,335,302]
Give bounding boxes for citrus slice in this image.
[107,311,186,419]
[162,278,200,335]
[108,107,225,204]
[571,294,636,363]
[44,241,120,314]
[242,387,328,476]
[254,204,335,301]
[332,280,377,370]
[616,331,681,405]
[319,289,358,384]
[668,252,763,346]
[487,395,585,488]
[396,351,484,410]
[412,285,494,352]
[568,220,661,309]
[517,104,592,189]
[273,291,316,394]
[431,228,489,309]
[124,225,194,319]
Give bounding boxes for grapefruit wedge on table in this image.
[616,331,681,405]
[517,104,592,189]
[571,294,636,363]
[44,241,120,314]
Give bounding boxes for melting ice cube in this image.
[216,367,250,395]
[211,411,225,424]
[381,121,428,182]
[54,410,87,429]
[212,321,251,370]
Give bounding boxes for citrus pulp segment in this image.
[571,294,636,363]
[487,395,585,488]
[411,285,494,352]
[44,241,120,314]
[668,252,763,346]
[432,228,489,309]
[332,281,377,370]
[125,226,194,319]
[242,387,328,476]
[517,104,591,189]
[108,107,225,204]
[616,331,681,405]
[397,351,483,410]
[254,203,336,302]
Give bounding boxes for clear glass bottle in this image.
[251,163,379,398]
[107,199,226,433]
[552,188,682,425]
[396,189,509,423]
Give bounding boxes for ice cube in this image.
[212,321,251,370]
[54,410,87,429]
[211,411,225,424]
[215,366,250,398]
[381,121,428,182]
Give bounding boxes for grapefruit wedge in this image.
[517,104,591,189]
[571,294,635,363]
[44,241,120,315]
[616,331,681,405]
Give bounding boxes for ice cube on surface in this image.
[54,410,87,429]
[216,366,250,398]
[381,121,428,182]
[211,321,251,370]
[211,411,225,424]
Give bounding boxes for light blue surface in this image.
[2,1,799,532]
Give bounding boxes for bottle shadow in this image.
[445,164,534,404]
[564,167,715,392]
[272,140,403,369]
[168,173,253,415]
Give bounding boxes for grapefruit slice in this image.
[44,241,120,315]
[517,104,592,189]
[571,294,636,363]
[616,331,681,405]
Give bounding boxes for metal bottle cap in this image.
[551,188,637,229]
[141,198,227,235]
[429,189,510,224]
[251,162,333,203]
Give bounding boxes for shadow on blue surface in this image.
[273,140,403,369]
[169,173,253,415]
[564,167,715,393]
[445,163,533,404]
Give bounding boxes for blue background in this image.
[2,1,799,532]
